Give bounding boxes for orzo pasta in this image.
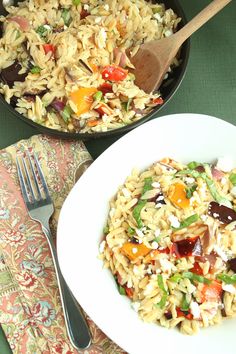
[100,157,236,334]
[0,0,180,133]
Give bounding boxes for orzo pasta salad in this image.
[0,0,180,133]
[99,157,236,334]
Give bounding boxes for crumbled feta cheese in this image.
[154,228,161,237]
[151,241,159,249]
[183,177,195,185]
[159,258,173,273]
[230,186,236,197]
[104,4,109,11]
[221,177,227,185]
[168,214,180,228]
[43,24,51,30]
[155,203,164,209]
[201,214,208,222]
[109,208,115,217]
[127,278,133,288]
[214,245,228,262]
[213,213,219,218]
[83,4,90,10]
[99,240,106,253]
[136,229,144,238]
[152,182,160,188]
[164,29,173,37]
[122,188,131,198]
[131,301,140,312]
[156,195,164,201]
[222,284,236,294]
[190,301,201,319]
[95,17,102,24]
[153,13,162,22]
[216,156,234,172]
[144,283,154,295]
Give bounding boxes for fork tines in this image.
[16,151,51,205]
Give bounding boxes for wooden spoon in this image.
[130,0,232,93]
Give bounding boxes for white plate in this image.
[57,114,236,354]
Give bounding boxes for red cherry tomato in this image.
[153,97,164,105]
[101,65,128,82]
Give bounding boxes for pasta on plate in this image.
[100,157,236,335]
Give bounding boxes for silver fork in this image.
[16,151,92,350]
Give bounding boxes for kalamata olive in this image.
[228,258,236,273]
[129,237,140,244]
[172,236,202,258]
[0,60,28,88]
[195,165,205,173]
[164,311,173,320]
[208,201,236,224]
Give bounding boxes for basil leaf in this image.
[157,274,167,293]
[173,214,199,231]
[181,294,190,311]
[61,105,73,122]
[30,66,42,74]
[229,173,236,186]
[185,184,197,199]
[128,226,135,235]
[93,91,103,102]
[182,272,211,285]
[36,25,49,38]
[61,8,71,26]
[217,273,236,284]
[132,200,146,229]
[187,161,202,170]
[142,177,153,195]
[169,273,182,283]
[156,294,168,309]
[118,284,126,295]
[103,225,109,234]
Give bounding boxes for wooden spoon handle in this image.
[176,0,232,44]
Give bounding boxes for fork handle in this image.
[42,226,92,350]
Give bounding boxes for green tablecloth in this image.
[0,0,235,352]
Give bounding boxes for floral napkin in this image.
[0,135,125,354]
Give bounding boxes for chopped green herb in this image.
[169,273,182,283]
[73,0,81,5]
[217,273,236,284]
[187,161,202,170]
[229,173,236,186]
[103,225,109,234]
[93,91,103,102]
[117,284,126,295]
[132,200,146,229]
[185,184,197,199]
[181,294,190,311]
[61,8,71,26]
[142,177,153,195]
[61,105,73,123]
[36,25,49,38]
[156,275,169,309]
[172,214,199,231]
[156,294,168,309]
[127,226,135,235]
[30,66,42,74]
[182,272,211,285]
[122,98,132,112]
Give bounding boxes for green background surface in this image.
[0,0,235,352]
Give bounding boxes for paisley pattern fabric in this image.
[0,135,125,354]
